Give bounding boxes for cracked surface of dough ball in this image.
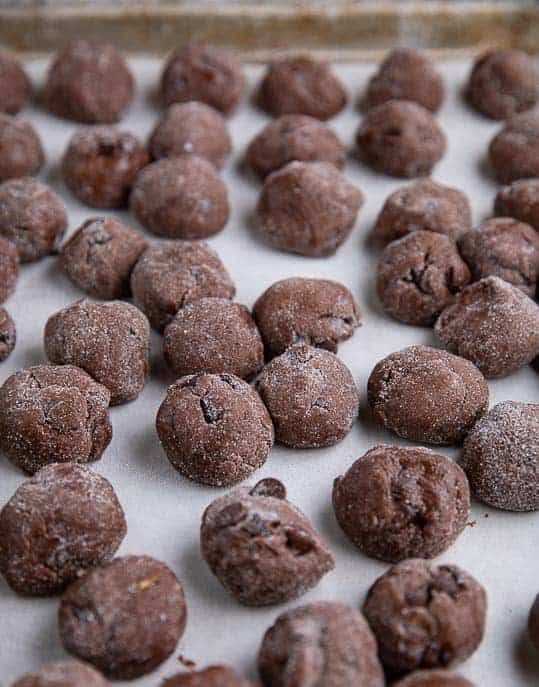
[495,178,539,230]
[0,113,44,182]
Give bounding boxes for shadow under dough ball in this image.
[130,240,235,333]
[461,401,539,512]
[332,444,470,563]
[393,670,477,687]
[0,306,16,361]
[529,594,539,652]
[0,364,112,475]
[0,113,44,182]
[0,236,18,303]
[156,373,274,487]
[367,345,489,445]
[256,344,359,449]
[162,666,251,687]
[363,558,487,676]
[258,601,385,687]
[253,276,361,359]
[377,230,471,326]
[435,276,539,378]
[495,178,539,230]
[256,161,363,257]
[201,478,334,606]
[0,50,31,115]
[489,110,539,183]
[44,41,134,124]
[59,555,187,680]
[0,462,126,595]
[0,178,67,262]
[12,661,110,687]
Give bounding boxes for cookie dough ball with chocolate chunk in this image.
[459,217,539,297]
[368,345,489,445]
[257,161,363,257]
[0,178,67,262]
[357,100,446,178]
[260,56,347,120]
[0,364,112,475]
[365,48,445,113]
[467,49,538,120]
[393,671,477,687]
[256,344,359,449]
[0,51,31,115]
[247,114,345,179]
[12,661,110,687]
[495,178,539,230]
[156,373,274,487]
[163,667,250,687]
[130,156,229,239]
[0,463,126,595]
[529,594,539,652]
[0,307,16,362]
[201,478,334,606]
[44,299,150,406]
[435,276,539,377]
[161,44,245,115]
[258,601,384,687]
[489,111,539,183]
[44,41,134,124]
[377,231,471,326]
[363,559,487,675]
[163,298,264,380]
[333,445,470,563]
[59,555,187,679]
[0,236,18,303]
[131,240,235,333]
[0,114,44,182]
[461,401,539,511]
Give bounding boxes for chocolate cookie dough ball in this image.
[377,231,471,326]
[256,344,359,449]
[130,240,235,333]
[0,114,44,182]
[0,306,16,362]
[12,661,110,687]
[529,594,539,652]
[163,298,264,380]
[459,217,539,297]
[0,364,112,475]
[0,236,18,303]
[247,115,345,179]
[253,277,360,359]
[257,161,363,257]
[0,178,67,262]
[363,559,487,675]
[333,445,470,563]
[365,48,445,113]
[495,178,539,230]
[368,345,489,445]
[435,276,539,377]
[467,49,538,120]
[201,478,334,606]
[258,602,384,687]
[260,56,347,120]
[373,179,472,244]
[59,555,187,679]
[156,373,274,487]
[358,100,446,178]
[163,667,250,687]
[44,41,134,124]
[461,401,539,511]
[0,463,126,595]
[489,111,539,183]
[161,44,245,115]
[0,51,31,115]
[130,156,229,239]
[44,299,150,405]
[60,217,147,300]
[393,670,477,687]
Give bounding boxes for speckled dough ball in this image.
[365,48,445,113]
[0,306,16,362]
[358,100,446,178]
[156,373,274,487]
[489,111,539,183]
[44,41,134,123]
[260,56,347,120]
[0,178,67,262]
[12,660,110,687]
[59,555,187,679]
[377,231,471,326]
[247,114,345,179]
[0,51,31,115]
[258,602,385,687]
[363,559,487,675]
[256,161,363,257]
[44,299,150,406]
[467,49,538,119]
[435,276,539,378]
[0,236,18,303]
[332,444,470,563]
[256,344,359,449]
[0,364,112,475]
[495,178,539,230]
[163,298,264,380]
[461,401,539,511]
[130,240,235,333]
[0,113,44,182]
[368,345,489,445]
[393,670,477,687]
[130,156,229,239]
[528,595,539,652]
[162,667,250,687]
[161,44,245,115]
[0,462,126,595]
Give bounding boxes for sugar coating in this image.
[12,660,109,687]
[0,305,16,361]
[0,50,31,115]
[0,113,44,182]
[495,178,539,230]
[489,110,539,183]
[0,235,18,303]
